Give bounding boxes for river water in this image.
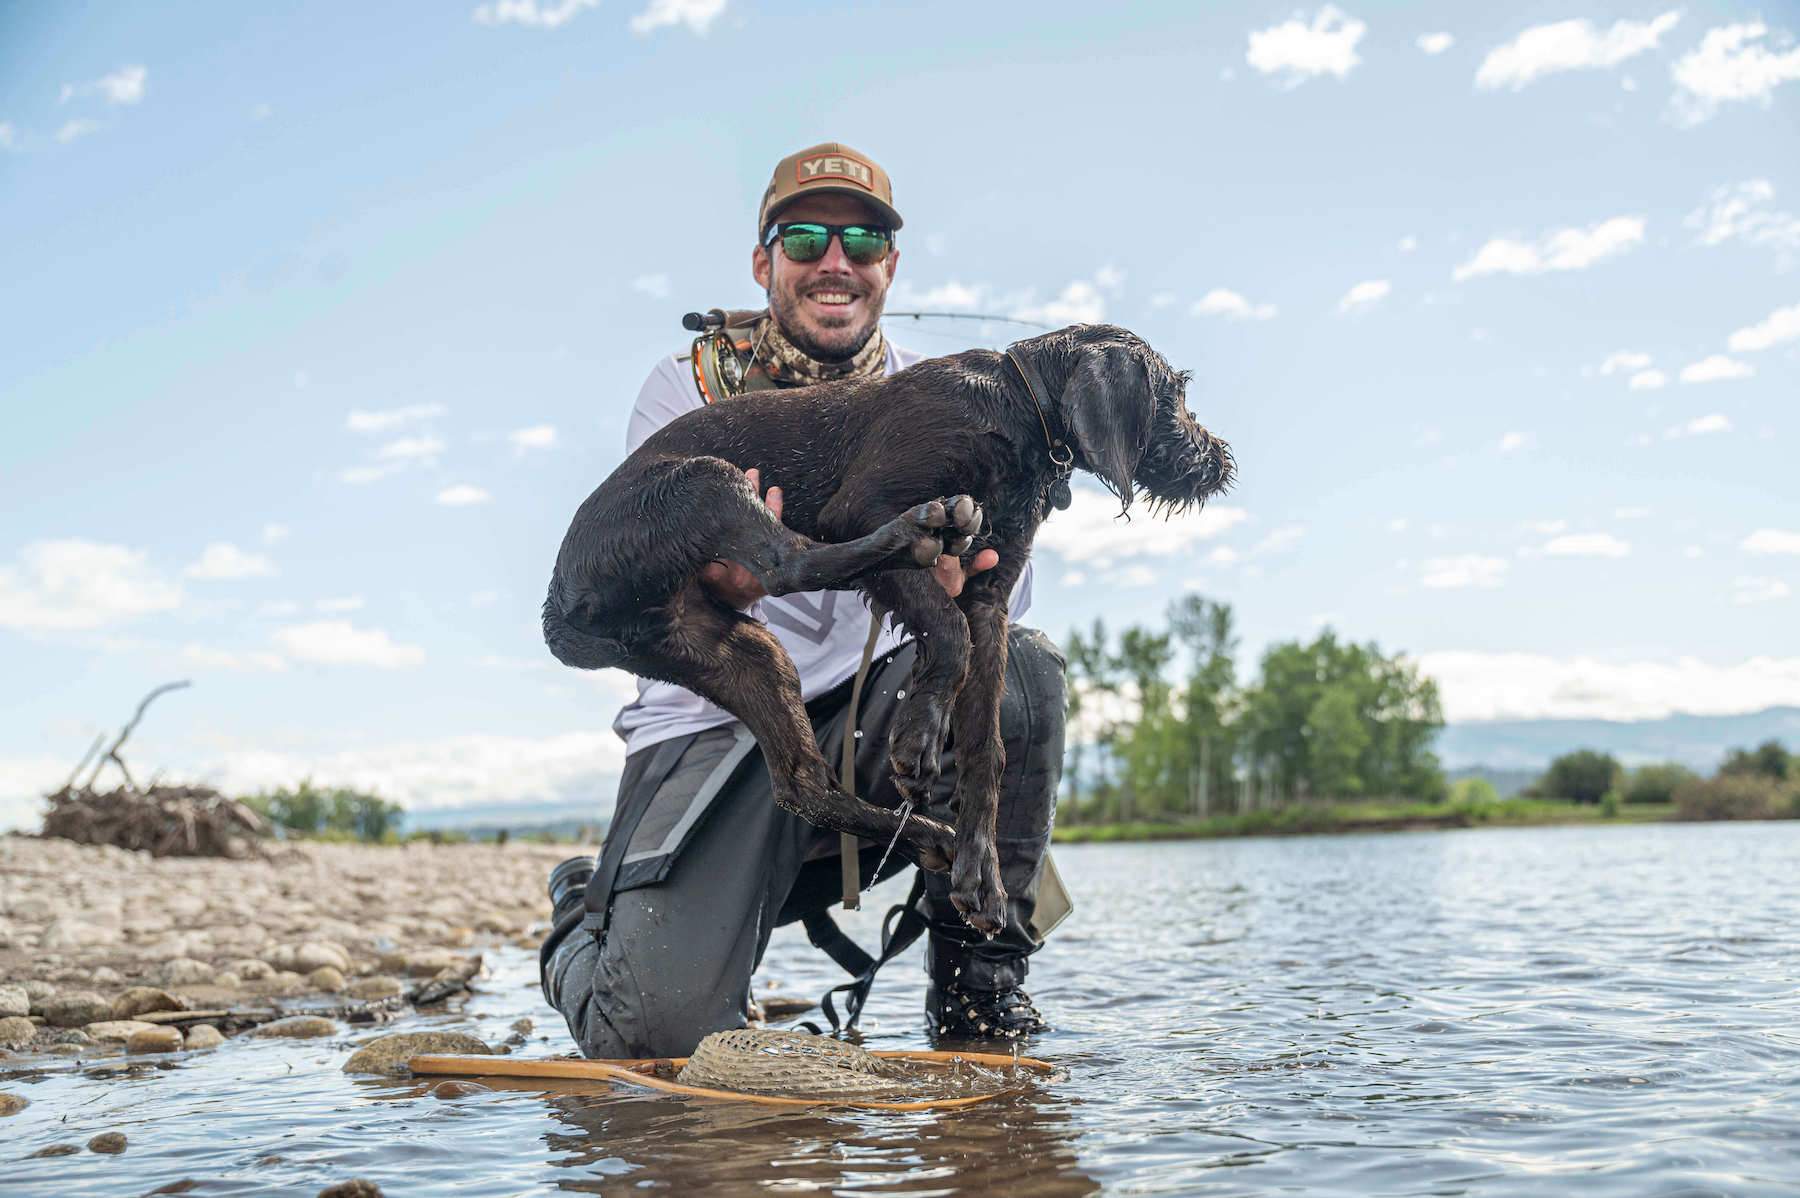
[7,822,1799,1196]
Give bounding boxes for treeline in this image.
[1526,739,1800,820]
[240,780,404,842]
[1060,596,1447,823]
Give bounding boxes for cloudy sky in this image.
[2,2,1797,826]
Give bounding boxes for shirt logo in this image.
[797,154,874,192]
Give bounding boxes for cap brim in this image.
[764,187,904,235]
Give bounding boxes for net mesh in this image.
[676,1029,912,1098]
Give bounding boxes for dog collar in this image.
[1004,349,1074,512]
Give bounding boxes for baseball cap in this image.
[757,141,904,240]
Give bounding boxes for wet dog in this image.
[544,323,1234,933]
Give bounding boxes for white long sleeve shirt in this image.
[610,337,1035,755]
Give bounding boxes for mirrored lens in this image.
[778,225,830,262]
[839,227,892,265]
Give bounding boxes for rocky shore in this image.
[0,834,586,1085]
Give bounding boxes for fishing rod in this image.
[885,310,1052,330]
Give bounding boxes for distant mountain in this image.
[1439,706,1800,773]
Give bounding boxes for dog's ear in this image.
[1061,345,1153,510]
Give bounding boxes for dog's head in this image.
[1025,324,1235,514]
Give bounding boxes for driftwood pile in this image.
[41,784,270,859]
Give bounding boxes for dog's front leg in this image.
[945,595,1010,935]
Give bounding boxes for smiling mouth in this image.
[806,290,859,308]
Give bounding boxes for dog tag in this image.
[1049,477,1072,511]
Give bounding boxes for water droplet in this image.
[853,730,863,739]
[896,690,906,699]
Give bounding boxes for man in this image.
[539,141,1066,1058]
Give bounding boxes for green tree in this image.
[1719,739,1791,782]
[1168,596,1239,815]
[1532,750,1621,803]
[1449,776,1500,805]
[1621,762,1697,804]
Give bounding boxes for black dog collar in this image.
[1004,349,1074,512]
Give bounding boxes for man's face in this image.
[752,193,900,362]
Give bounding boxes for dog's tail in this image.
[542,580,629,671]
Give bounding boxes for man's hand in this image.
[698,467,1001,606]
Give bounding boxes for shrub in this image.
[1449,777,1500,805]
[1673,774,1795,821]
[1531,750,1622,804]
[1622,763,1698,804]
[1719,740,1792,782]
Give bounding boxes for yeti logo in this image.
[797,154,873,191]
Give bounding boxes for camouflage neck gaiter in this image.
[753,315,888,387]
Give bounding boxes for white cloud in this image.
[1417,32,1453,56]
[1733,576,1791,605]
[1476,12,1680,90]
[1671,22,1800,123]
[377,435,446,461]
[629,0,727,35]
[97,64,147,105]
[1193,288,1277,320]
[1728,302,1800,353]
[1544,533,1630,558]
[1454,216,1645,280]
[315,596,365,614]
[1095,264,1126,291]
[1629,368,1668,391]
[1014,280,1105,325]
[0,540,183,632]
[1033,485,1246,567]
[1422,555,1508,589]
[437,484,492,506]
[272,621,425,668]
[1599,350,1652,375]
[1526,519,1568,535]
[56,119,100,144]
[631,273,671,299]
[1247,6,1367,83]
[1398,235,1419,252]
[1685,180,1800,257]
[1664,412,1733,439]
[1417,651,1800,721]
[1679,354,1753,384]
[0,122,15,151]
[339,464,402,485]
[1337,279,1391,312]
[1498,431,1531,453]
[261,523,290,545]
[185,543,276,580]
[509,424,558,451]
[1254,525,1306,555]
[890,280,985,310]
[470,590,500,607]
[1387,518,1409,533]
[1149,291,1177,309]
[346,403,446,433]
[258,599,301,617]
[1209,545,1241,565]
[472,0,599,28]
[1744,529,1800,555]
[1614,506,1652,520]
[181,645,287,672]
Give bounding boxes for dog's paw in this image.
[904,812,956,873]
[949,846,1006,936]
[942,494,983,557]
[888,693,949,804]
[894,496,984,566]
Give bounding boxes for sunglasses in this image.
[764,222,894,266]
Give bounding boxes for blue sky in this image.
[3,2,1797,826]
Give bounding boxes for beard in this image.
[767,274,887,363]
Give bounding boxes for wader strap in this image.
[809,870,929,1034]
[578,737,688,945]
[837,611,885,910]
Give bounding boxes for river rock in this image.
[184,1024,225,1050]
[41,918,116,949]
[127,1026,184,1054]
[308,965,347,993]
[0,1091,29,1116]
[158,958,215,986]
[88,1130,128,1154]
[84,1020,159,1043]
[44,1044,86,1056]
[346,976,402,1001]
[212,971,242,989]
[111,987,189,1020]
[319,1181,382,1198]
[44,989,111,1027]
[0,1016,35,1048]
[54,1028,93,1044]
[29,1142,79,1157]
[23,980,57,1013]
[402,949,461,978]
[230,958,275,981]
[0,984,29,1017]
[91,965,125,986]
[293,941,351,973]
[252,1015,338,1039]
[342,1030,491,1075]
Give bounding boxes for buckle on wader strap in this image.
[801,870,929,1034]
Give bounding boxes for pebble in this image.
[429,1079,490,1099]
[29,1142,80,1157]
[23,980,57,1013]
[294,942,351,973]
[342,1030,491,1075]
[111,986,189,1020]
[0,1091,28,1116]
[91,965,125,986]
[40,918,117,949]
[319,1181,383,1198]
[402,949,461,978]
[88,1130,129,1154]
[44,1044,86,1056]
[230,958,275,981]
[252,1015,339,1039]
[509,1017,534,1034]
[127,1026,185,1054]
[44,990,111,1027]
[346,976,404,1001]
[158,957,215,986]
[212,970,243,988]
[85,1020,160,1043]
[0,983,30,1017]
[184,1024,226,1050]
[0,1015,35,1048]
[308,965,347,993]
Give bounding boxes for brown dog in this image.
[544,323,1234,933]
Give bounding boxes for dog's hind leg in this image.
[725,494,986,597]
[632,583,956,872]
[859,569,972,816]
